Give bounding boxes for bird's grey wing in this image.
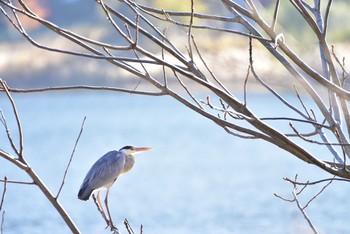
[80,151,125,192]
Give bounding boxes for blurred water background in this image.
[1,0,350,233]
[1,92,350,234]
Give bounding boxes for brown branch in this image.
[248,39,310,120]
[243,64,251,106]
[289,123,349,146]
[0,80,79,233]
[0,210,4,234]
[1,85,166,96]
[291,187,318,234]
[303,177,333,209]
[331,46,350,84]
[0,177,7,212]
[0,179,34,185]
[187,0,195,60]
[56,117,86,199]
[0,176,7,232]
[223,126,258,139]
[0,80,24,159]
[124,219,135,234]
[0,108,19,156]
[191,36,231,95]
[284,176,350,185]
[96,0,133,44]
[276,174,321,234]
[173,71,204,109]
[271,0,280,31]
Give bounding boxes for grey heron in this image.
[78,145,152,231]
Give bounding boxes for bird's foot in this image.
[104,220,119,233]
[110,225,120,234]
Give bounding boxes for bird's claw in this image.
[111,225,120,234]
[104,220,119,233]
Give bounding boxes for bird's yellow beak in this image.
[134,147,153,153]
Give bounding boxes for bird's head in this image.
[119,145,152,155]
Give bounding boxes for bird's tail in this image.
[78,182,93,201]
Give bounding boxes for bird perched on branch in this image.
[78,145,152,231]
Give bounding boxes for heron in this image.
[78,145,152,231]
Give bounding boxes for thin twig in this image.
[124,219,135,234]
[293,85,312,119]
[0,211,4,234]
[260,117,329,129]
[0,80,24,160]
[56,117,86,199]
[0,108,19,155]
[292,188,318,234]
[284,176,350,185]
[273,193,295,202]
[1,85,165,96]
[243,64,251,106]
[173,71,204,109]
[191,36,230,93]
[249,35,314,123]
[223,126,258,139]
[322,0,333,37]
[272,0,280,31]
[187,0,195,60]
[0,179,34,185]
[303,177,334,209]
[331,46,350,87]
[276,174,320,234]
[289,123,350,146]
[0,177,7,212]
[161,28,168,88]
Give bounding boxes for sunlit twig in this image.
[56,117,87,199]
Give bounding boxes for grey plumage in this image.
[77,145,152,231]
[78,150,125,201]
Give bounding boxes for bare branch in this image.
[284,176,350,185]
[0,210,4,234]
[303,177,333,209]
[248,38,310,119]
[0,179,34,185]
[273,192,295,202]
[56,117,86,199]
[0,108,19,156]
[289,123,349,146]
[0,177,7,212]
[322,0,333,37]
[1,85,166,96]
[292,187,318,234]
[187,0,195,61]
[124,219,135,234]
[272,0,280,32]
[191,36,230,94]
[0,80,24,159]
[173,71,204,109]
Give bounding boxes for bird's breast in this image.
[122,155,135,174]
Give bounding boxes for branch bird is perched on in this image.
[78,145,152,231]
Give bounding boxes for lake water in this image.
[1,92,350,234]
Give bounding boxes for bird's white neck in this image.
[122,154,135,174]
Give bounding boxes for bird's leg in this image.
[92,191,110,227]
[105,188,118,232]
